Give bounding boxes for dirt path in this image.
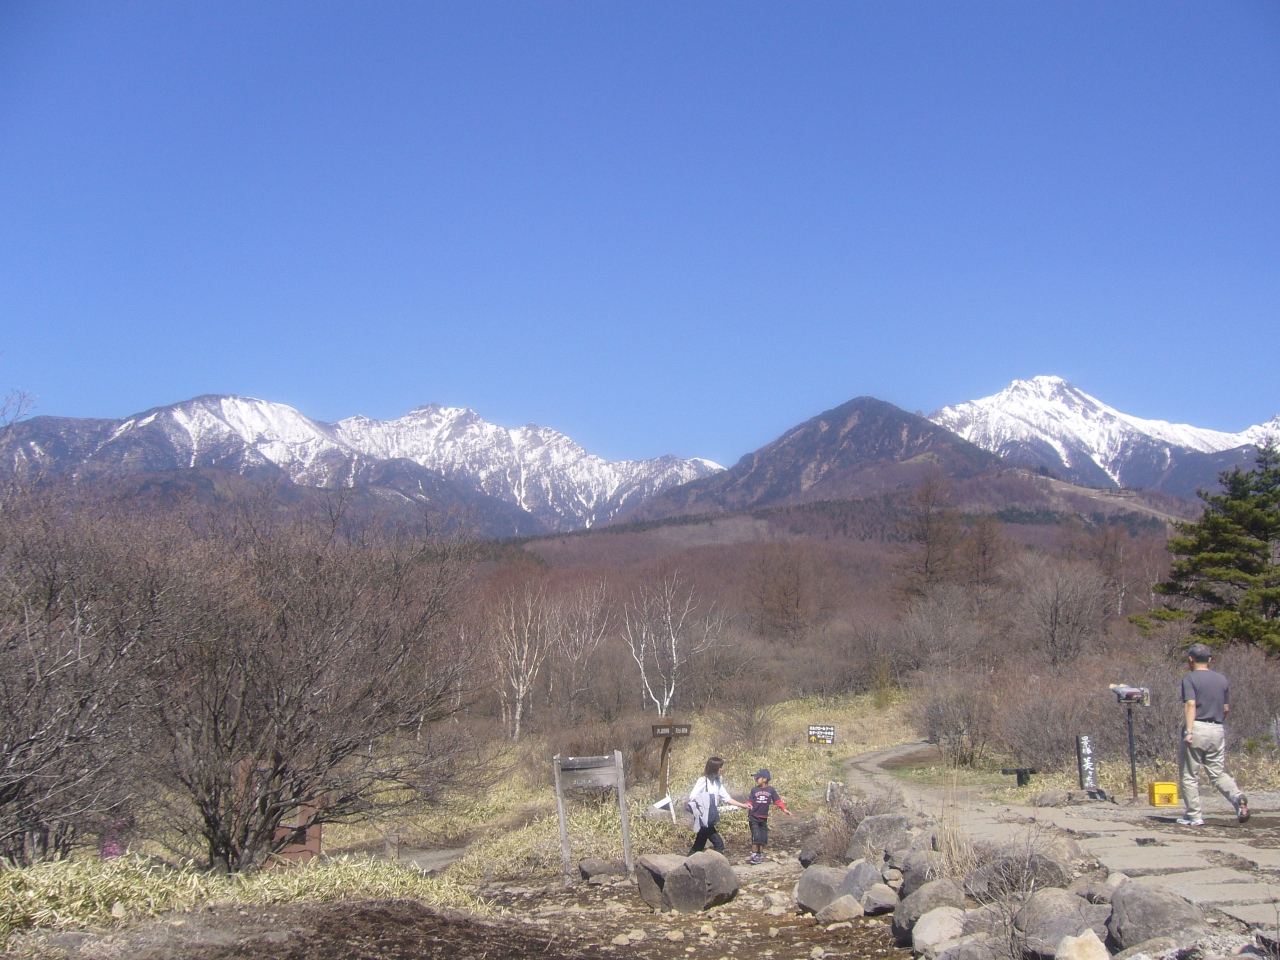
[844,739,1280,930]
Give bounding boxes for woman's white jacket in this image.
[687,776,734,830]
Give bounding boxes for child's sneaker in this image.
[1236,794,1250,823]
[749,853,764,864]
[1176,815,1204,826]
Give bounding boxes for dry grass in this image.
[446,692,915,884]
[0,856,479,944]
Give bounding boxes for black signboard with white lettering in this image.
[1076,735,1098,791]
[808,724,835,745]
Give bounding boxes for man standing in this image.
[1178,643,1250,826]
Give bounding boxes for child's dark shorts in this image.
[749,817,768,846]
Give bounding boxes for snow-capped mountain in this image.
[6,395,723,531]
[931,376,1279,493]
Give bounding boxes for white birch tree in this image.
[621,570,725,716]
[493,582,554,741]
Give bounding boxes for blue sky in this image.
[1,2,1277,465]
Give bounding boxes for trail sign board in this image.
[652,723,691,738]
[552,752,632,884]
[808,724,836,744]
[1076,735,1098,791]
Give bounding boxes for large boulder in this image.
[636,854,688,909]
[1106,882,1205,951]
[861,883,900,915]
[1015,888,1111,958]
[914,906,966,955]
[1068,872,1127,906]
[636,852,738,913]
[849,814,913,862]
[893,878,966,944]
[797,865,848,914]
[798,837,822,868]
[839,859,884,902]
[902,849,945,898]
[817,894,865,923]
[662,851,739,913]
[887,829,938,870]
[962,904,1011,939]
[936,934,1002,960]
[1055,928,1111,960]
[965,852,1073,899]
[1112,937,1178,960]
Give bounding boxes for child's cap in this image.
[754,769,771,780]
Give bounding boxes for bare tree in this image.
[0,490,153,865]
[491,580,555,741]
[958,514,1011,609]
[899,584,980,671]
[148,506,476,873]
[746,544,816,640]
[1019,561,1108,666]
[547,578,611,724]
[621,569,726,716]
[898,474,960,596]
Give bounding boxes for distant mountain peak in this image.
[931,376,1277,493]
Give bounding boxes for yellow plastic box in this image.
[1149,781,1179,806]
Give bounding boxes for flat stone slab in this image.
[1217,844,1280,872]
[1218,903,1280,928]
[1093,849,1211,874]
[1133,869,1274,905]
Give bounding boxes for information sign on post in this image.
[808,724,836,745]
[552,752,632,885]
[652,723,691,738]
[1076,735,1098,791]
[652,722,691,799]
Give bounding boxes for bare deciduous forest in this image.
[4,445,1276,882]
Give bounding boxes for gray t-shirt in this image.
[1182,669,1229,724]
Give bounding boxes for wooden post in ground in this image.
[658,736,673,799]
[552,755,572,884]
[614,750,633,876]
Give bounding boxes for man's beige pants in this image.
[1179,720,1241,819]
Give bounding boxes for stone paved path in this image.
[847,741,1280,930]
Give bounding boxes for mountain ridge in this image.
[617,396,1000,522]
[5,394,723,533]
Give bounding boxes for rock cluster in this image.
[786,794,1212,960]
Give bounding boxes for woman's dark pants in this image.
[689,826,724,855]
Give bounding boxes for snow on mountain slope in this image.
[333,404,720,528]
[10,395,723,531]
[930,376,1278,489]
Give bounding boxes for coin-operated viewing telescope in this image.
[1109,684,1152,798]
[1109,684,1151,706]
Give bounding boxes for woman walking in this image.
[687,756,750,855]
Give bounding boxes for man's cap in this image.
[754,769,771,780]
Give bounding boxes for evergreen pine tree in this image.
[1157,444,1280,652]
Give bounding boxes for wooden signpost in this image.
[552,751,633,884]
[652,722,691,800]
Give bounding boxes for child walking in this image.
[687,756,751,855]
[747,769,791,864]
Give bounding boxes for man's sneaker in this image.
[1236,794,1251,823]
[1176,815,1205,826]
